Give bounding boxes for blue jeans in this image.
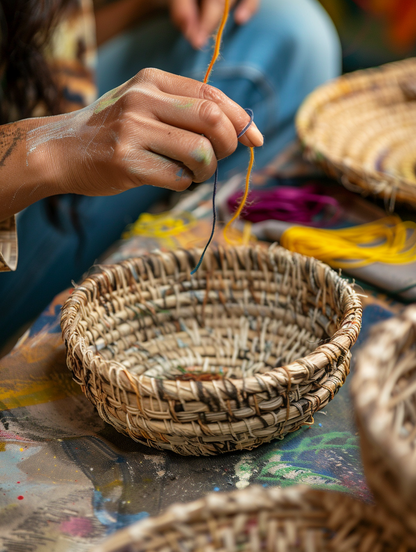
[0,0,340,347]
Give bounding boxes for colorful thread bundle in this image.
[123,211,196,239]
[191,0,254,274]
[227,183,342,226]
[280,215,416,269]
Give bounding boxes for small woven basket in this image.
[352,306,416,542]
[296,58,416,209]
[61,245,362,456]
[93,485,413,552]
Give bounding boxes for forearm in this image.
[94,0,167,46]
[0,118,62,222]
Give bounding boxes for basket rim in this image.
[296,57,416,206]
[61,244,362,397]
[352,304,416,482]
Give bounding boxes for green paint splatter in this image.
[94,88,123,114]
[191,145,212,166]
[175,100,195,110]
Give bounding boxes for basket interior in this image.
[77,253,344,381]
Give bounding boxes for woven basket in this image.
[61,245,362,456]
[352,306,416,542]
[296,58,416,209]
[93,485,413,552]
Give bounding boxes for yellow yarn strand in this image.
[202,0,254,247]
[280,216,416,269]
[203,0,230,83]
[224,146,255,243]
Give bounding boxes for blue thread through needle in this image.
[190,108,254,275]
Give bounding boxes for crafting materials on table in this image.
[280,215,416,269]
[297,57,416,210]
[190,0,255,273]
[93,485,414,552]
[123,211,197,239]
[61,244,362,456]
[227,182,343,226]
[352,305,416,544]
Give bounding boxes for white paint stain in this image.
[234,454,255,489]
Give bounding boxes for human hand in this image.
[169,0,260,50]
[27,68,263,198]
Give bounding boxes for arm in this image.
[1,68,263,222]
[0,118,63,222]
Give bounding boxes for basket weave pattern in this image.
[61,245,362,456]
[297,58,416,209]
[94,485,413,552]
[353,306,416,540]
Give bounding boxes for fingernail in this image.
[245,122,263,147]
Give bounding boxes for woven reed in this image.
[61,245,362,456]
[296,57,416,209]
[352,306,416,542]
[93,485,414,552]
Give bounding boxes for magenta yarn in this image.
[227,183,342,226]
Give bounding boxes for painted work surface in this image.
[0,227,401,551]
[0,145,406,550]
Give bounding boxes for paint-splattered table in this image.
[0,146,407,550]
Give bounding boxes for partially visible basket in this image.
[352,306,416,541]
[93,485,413,552]
[297,58,416,210]
[61,245,362,456]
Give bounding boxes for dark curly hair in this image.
[0,0,77,124]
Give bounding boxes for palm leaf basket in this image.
[296,57,416,210]
[61,245,362,456]
[352,305,416,542]
[93,485,413,552]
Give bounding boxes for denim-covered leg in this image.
[0,0,340,346]
[97,0,341,176]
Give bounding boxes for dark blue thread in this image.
[191,109,254,275]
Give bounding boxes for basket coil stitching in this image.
[353,305,416,540]
[296,58,416,209]
[61,245,362,455]
[93,485,414,552]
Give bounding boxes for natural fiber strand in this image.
[61,244,362,456]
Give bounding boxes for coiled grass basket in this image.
[297,58,416,209]
[61,245,362,456]
[93,485,413,552]
[353,306,416,542]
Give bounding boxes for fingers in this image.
[145,94,238,162]
[169,0,200,48]
[125,149,194,192]
[234,0,259,25]
[135,69,263,149]
[123,119,217,188]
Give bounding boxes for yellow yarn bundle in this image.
[280,216,416,268]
